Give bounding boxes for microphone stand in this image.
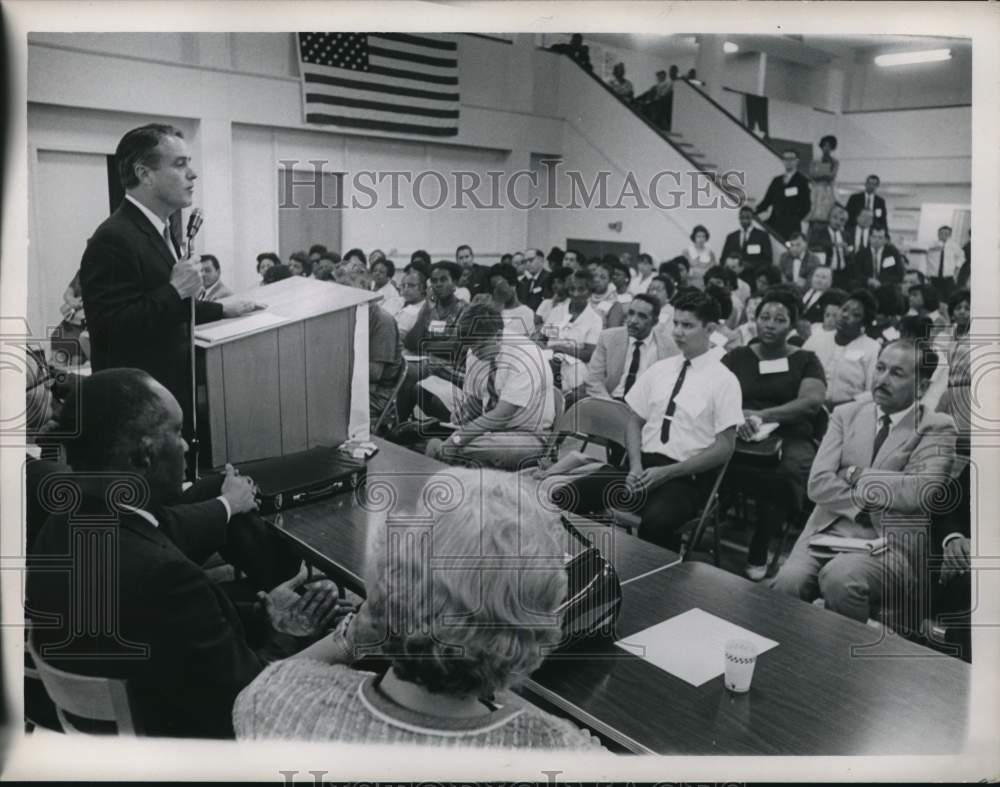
[184,217,202,482]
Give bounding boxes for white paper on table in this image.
[616,608,778,687]
[194,310,288,343]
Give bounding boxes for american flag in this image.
[297,33,459,137]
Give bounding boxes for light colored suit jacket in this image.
[804,400,956,565]
[200,280,233,302]
[583,325,679,399]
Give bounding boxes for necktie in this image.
[660,359,691,443]
[741,230,748,249]
[866,194,872,211]
[871,413,892,463]
[623,339,643,396]
[162,225,177,260]
[937,247,946,279]
[485,359,499,412]
[831,230,841,270]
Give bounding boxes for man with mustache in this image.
[771,339,957,623]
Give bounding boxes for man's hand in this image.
[220,463,259,515]
[737,413,762,441]
[867,277,881,289]
[220,298,265,318]
[633,465,673,493]
[170,261,204,300]
[260,563,342,638]
[940,536,971,584]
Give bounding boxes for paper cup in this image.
[724,639,758,693]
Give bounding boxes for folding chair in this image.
[27,635,143,735]
[372,355,408,436]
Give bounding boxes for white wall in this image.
[845,47,972,112]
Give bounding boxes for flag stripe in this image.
[311,104,457,128]
[367,44,457,69]
[368,36,458,61]
[305,113,458,136]
[369,53,456,79]
[366,63,458,85]
[304,72,459,102]
[303,61,459,98]
[373,32,457,51]
[305,93,460,118]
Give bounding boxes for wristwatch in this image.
[845,465,861,486]
[450,433,462,446]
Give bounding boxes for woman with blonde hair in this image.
[234,468,602,749]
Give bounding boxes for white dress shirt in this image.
[126,194,177,261]
[803,331,880,404]
[610,334,657,399]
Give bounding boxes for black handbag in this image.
[229,446,367,514]
[733,435,784,467]
[555,516,622,648]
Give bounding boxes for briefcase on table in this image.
[229,446,367,514]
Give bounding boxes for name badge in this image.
[882,256,896,269]
[532,286,542,294]
[709,331,728,347]
[784,186,799,197]
[428,320,447,335]
[882,326,901,341]
[543,324,560,339]
[746,243,761,255]
[845,349,865,361]
[759,358,790,375]
[875,208,883,217]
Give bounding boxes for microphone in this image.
[184,208,204,260]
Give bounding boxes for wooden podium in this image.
[194,277,379,468]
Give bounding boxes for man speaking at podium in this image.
[80,124,256,438]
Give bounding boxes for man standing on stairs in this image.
[607,62,634,101]
[754,149,812,243]
[722,205,774,272]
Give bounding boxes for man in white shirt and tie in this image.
[929,225,965,299]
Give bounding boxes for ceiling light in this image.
[874,48,951,67]
[724,41,739,54]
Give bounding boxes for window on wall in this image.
[277,167,343,261]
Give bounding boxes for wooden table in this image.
[526,561,971,755]
[268,440,680,594]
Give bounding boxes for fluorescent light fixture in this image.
[874,48,951,67]
[724,41,739,54]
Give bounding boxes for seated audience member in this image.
[804,290,880,410]
[553,291,742,551]
[897,314,933,344]
[778,232,820,290]
[371,257,403,315]
[499,253,513,266]
[198,254,233,302]
[234,469,602,749]
[800,266,834,326]
[704,284,742,357]
[426,304,553,470]
[456,244,489,301]
[772,340,956,623]
[584,293,678,401]
[547,246,565,271]
[684,224,716,288]
[312,259,337,281]
[903,269,926,290]
[857,227,903,288]
[262,263,293,285]
[906,283,948,338]
[288,252,312,278]
[607,62,634,100]
[535,266,570,327]
[511,251,526,276]
[646,275,676,329]
[488,262,535,339]
[721,289,827,579]
[517,249,551,312]
[935,288,971,435]
[27,369,338,737]
[562,248,583,273]
[721,251,753,306]
[629,253,657,295]
[867,284,907,343]
[611,262,633,304]
[753,264,783,295]
[536,269,603,394]
[392,267,428,340]
[722,206,774,271]
[928,224,965,299]
[659,256,690,289]
[810,288,849,337]
[308,244,328,265]
[703,265,744,329]
[588,261,625,328]
[397,261,468,420]
[736,295,763,345]
[339,260,403,421]
[410,249,432,275]
[256,252,280,283]
[807,205,850,276]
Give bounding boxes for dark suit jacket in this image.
[27,494,270,738]
[79,199,223,413]
[721,226,773,268]
[755,171,811,241]
[854,243,904,285]
[778,251,821,287]
[517,271,551,312]
[846,192,889,232]
[800,288,828,324]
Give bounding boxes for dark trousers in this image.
[552,452,710,551]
